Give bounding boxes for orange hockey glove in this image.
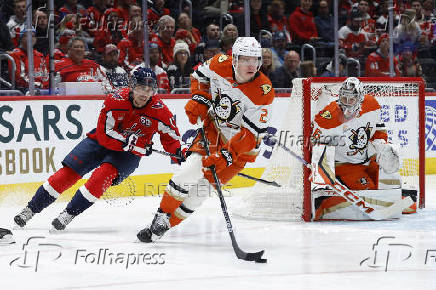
[202,148,234,172]
[185,94,212,125]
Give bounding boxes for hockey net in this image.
[233,77,426,222]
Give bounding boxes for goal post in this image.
[233,77,426,222]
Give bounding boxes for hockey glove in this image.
[202,148,233,171]
[185,95,210,125]
[173,146,189,164]
[123,133,139,152]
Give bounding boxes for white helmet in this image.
[338,77,364,119]
[232,37,262,72]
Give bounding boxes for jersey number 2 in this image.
[260,109,268,123]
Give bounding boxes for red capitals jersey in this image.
[55,57,107,82]
[365,50,400,77]
[338,26,368,57]
[117,37,144,71]
[87,88,181,157]
[9,48,49,89]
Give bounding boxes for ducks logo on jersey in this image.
[347,122,372,156]
[213,90,241,129]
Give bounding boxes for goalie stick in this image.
[265,135,413,220]
[149,148,281,188]
[199,126,267,263]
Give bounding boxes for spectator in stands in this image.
[358,0,377,46]
[129,5,142,20]
[260,48,274,79]
[7,0,26,46]
[167,41,193,90]
[300,60,317,77]
[320,53,348,77]
[87,0,108,36]
[9,28,48,91]
[399,45,423,77]
[412,0,425,24]
[423,0,436,20]
[34,9,49,56]
[116,0,135,21]
[270,30,288,69]
[99,44,129,89]
[55,37,108,87]
[0,17,13,52]
[118,17,144,71]
[221,24,238,55]
[270,50,300,88]
[203,39,222,62]
[315,0,334,44]
[131,42,170,93]
[55,29,76,60]
[268,0,288,33]
[338,8,368,58]
[393,9,422,55]
[151,15,176,68]
[288,0,319,45]
[235,0,270,38]
[175,12,201,54]
[148,0,170,32]
[203,23,221,43]
[93,8,124,55]
[58,0,87,22]
[365,34,401,77]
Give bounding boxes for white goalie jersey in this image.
[311,94,388,164]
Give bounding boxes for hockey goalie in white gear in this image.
[310,77,413,220]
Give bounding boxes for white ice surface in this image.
[1,176,436,290]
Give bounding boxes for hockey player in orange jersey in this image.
[137,37,275,242]
[310,77,413,220]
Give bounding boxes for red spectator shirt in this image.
[150,34,175,69]
[268,14,288,32]
[87,87,181,157]
[147,7,170,31]
[365,50,400,77]
[117,37,144,71]
[287,7,318,43]
[338,26,368,57]
[9,48,49,89]
[55,57,106,82]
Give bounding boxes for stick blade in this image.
[236,249,265,262]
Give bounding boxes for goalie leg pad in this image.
[313,188,402,220]
[311,145,336,185]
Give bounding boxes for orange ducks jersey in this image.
[188,53,275,162]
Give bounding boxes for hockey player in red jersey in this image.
[137,37,275,243]
[311,77,412,220]
[13,68,185,231]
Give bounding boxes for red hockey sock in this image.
[47,166,81,194]
[84,163,119,199]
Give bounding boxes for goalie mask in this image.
[232,37,262,80]
[338,77,363,119]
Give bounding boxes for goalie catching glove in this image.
[368,140,400,174]
[123,133,153,156]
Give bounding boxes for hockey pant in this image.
[160,153,245,227]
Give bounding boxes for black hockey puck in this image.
[255,258,267,263]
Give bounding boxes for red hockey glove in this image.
[185,95,211,125]
[202,148,233,171]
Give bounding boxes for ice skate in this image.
[137,211,170,243]
[0,228,14,245]
[51,210,75,231]
[14,207,35,228]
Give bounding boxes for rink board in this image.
[0,94,434,202]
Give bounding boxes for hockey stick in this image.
[199,126,267,263]
[150,148,281,188]
[265,135,413,220]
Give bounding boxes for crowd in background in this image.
[0,0,435,94]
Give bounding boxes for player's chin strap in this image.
[199,123,267,263]
[264,134,413,221]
